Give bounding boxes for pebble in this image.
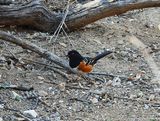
[23,110,38,118]
[112,77,121,87]
[126,81,133,86]
[0,104,4,109]
[91,97,98,104]
[0,117,3,121]
[58,82,66,91]
[154,88,160,93]
[144,104,149,110]
[37,76,45,80]
[149,94,155,101]
[158,24,160,31]
[38,90,48,97]
[137,91,143,98]
[117,40,124,45]
[12,91,23,101]
[130,94,137,99]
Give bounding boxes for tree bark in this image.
[66,0,160,30]
[0,0,61,31]
[0,0,160,32]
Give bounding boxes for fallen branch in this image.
[0,31,74,72]
[89,72,129,80]
[14,112,32,121]
[0,31,93,80]
[44,80,90,90]
[114,96,160,105]
[66,0,160,30]
[0,84,33,91]
[22,58,70,80]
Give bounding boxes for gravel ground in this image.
[0,0,160,121]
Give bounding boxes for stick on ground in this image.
[0,31,93,80]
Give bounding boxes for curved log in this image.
[66,0,160,30]
[0,0,62,31]
[0,0,160,32]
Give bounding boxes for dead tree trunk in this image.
[0,0,160,32]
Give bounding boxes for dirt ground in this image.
[0,1,160,121]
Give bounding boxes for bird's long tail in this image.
[91,50,112,65]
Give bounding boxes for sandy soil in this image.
[0,0,160,121]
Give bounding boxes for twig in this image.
[44,80,90,90]
[49,0,70,43]
[114,96,160,105]
[38,97,51,108]
[0,84,34,91]
[89,72,129,80]
[14,112,32,121]
[66,84,90,90]
[69,97,91,104]
[4,106,20,112]
[4,42,17,59]
[22,58,63,70]
[22,58,70,80]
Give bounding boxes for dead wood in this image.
[0,0,160,32]
[0,84,33,91]
[0,31,74,72]
[0,0,61,32]
[66,0,160,30]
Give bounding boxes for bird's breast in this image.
[78,61,93,73]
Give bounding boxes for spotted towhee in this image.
[67,50,112,73]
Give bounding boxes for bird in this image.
[67,49,112,73]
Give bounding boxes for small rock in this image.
[117,40,124,45]
[23,110,38,118]
[48,87,52,91]
[106,80,112,86]
[158,24,160,31]
[58,82,66,91]
[130,94,137,99]
[144,104,149,110]
[0,117,3,121]
[38,90,48,97]
[91,97,98,104]
[149,94,155,101]
[12,91,23,101]
[37,76,45,80]
[144,23,154,28]
[112,77,121,87]
[137,91,143,98]
[51,112,61,121]
[59,42,67,47]
[59,100,64,103]
[126,81,133,86]
[154,88,160,93]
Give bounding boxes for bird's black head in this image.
[67,50,84,68]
